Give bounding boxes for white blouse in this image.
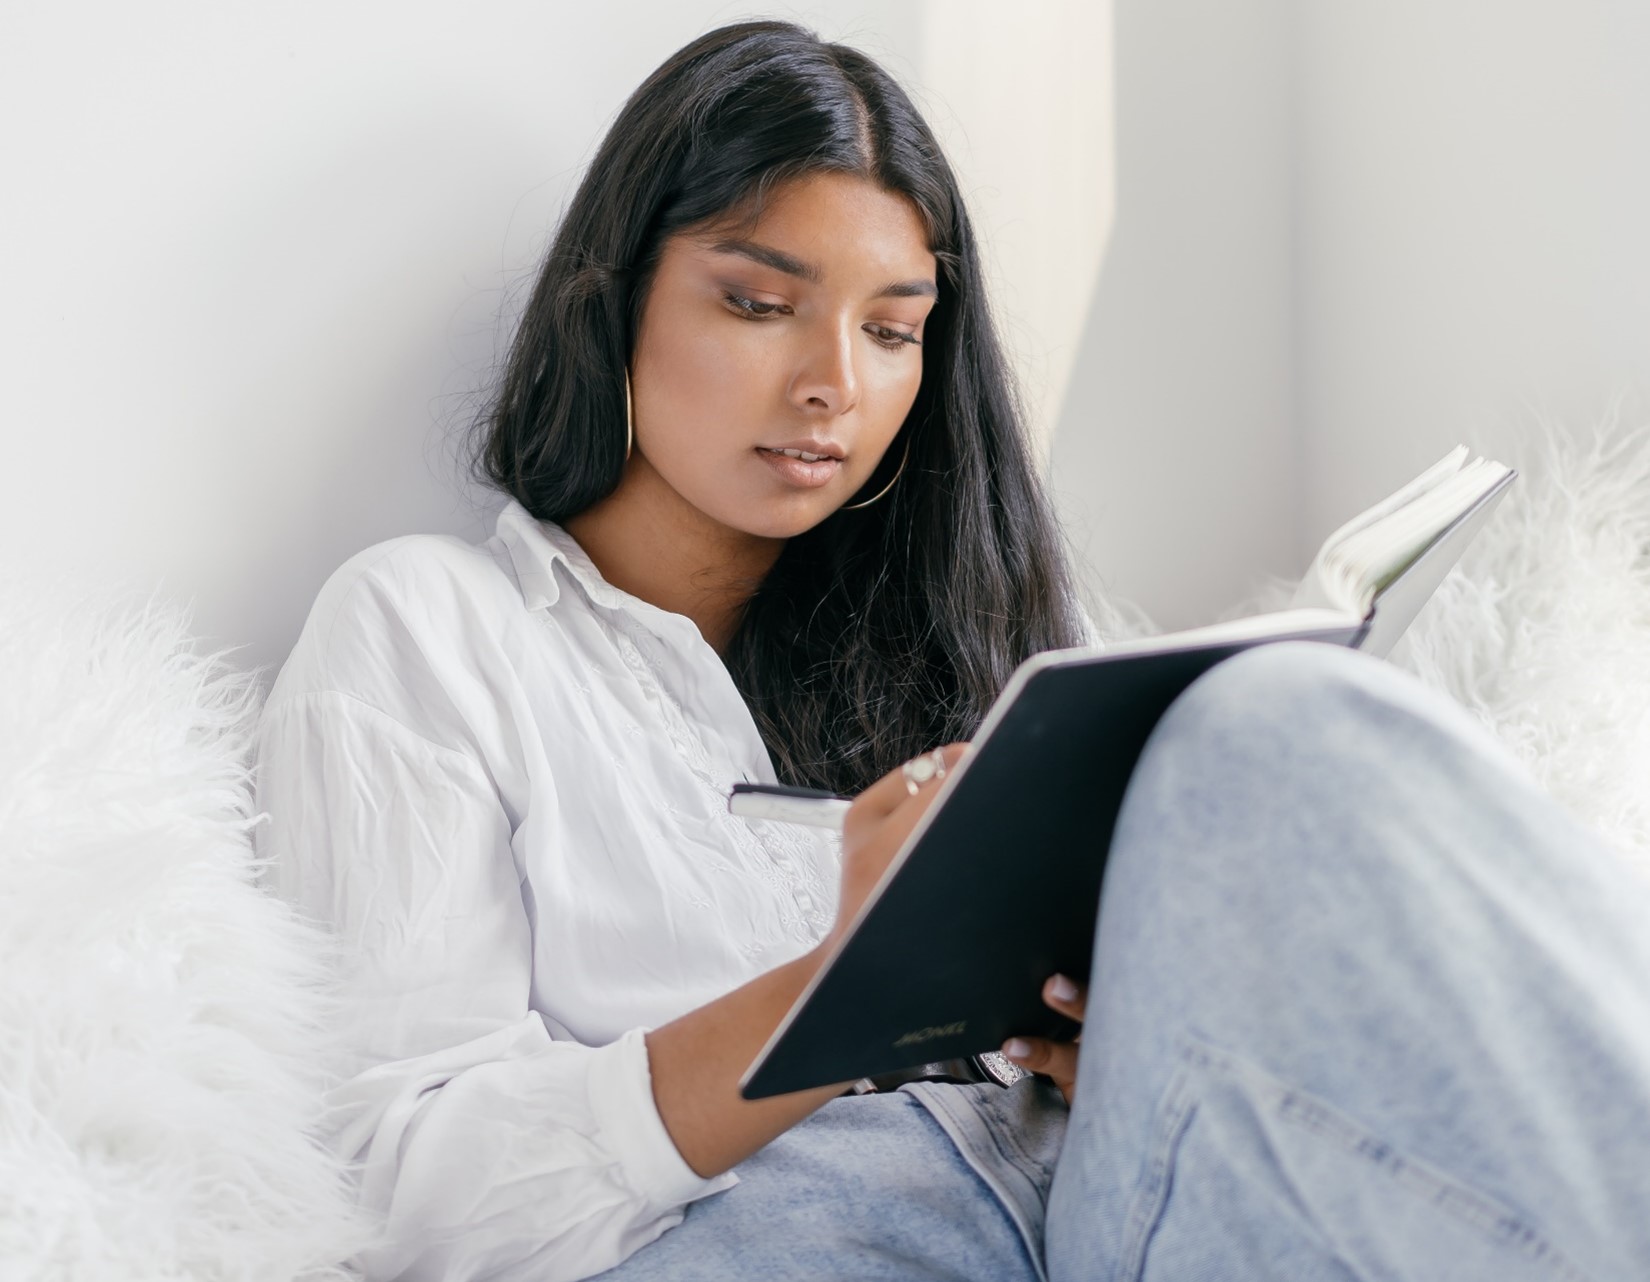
[253,498,848,1281]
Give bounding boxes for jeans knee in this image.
[1147,639,1482,785]
[1162,640,1382,748]
[1110,643,1452,893]
[1113,639,1529,903]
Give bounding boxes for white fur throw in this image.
[1392,408,1650,879]
[0,573,365,1281]
[1222,408,1650,879]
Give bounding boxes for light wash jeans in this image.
[593,641,1650,1281]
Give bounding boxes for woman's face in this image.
[627,171,938,542]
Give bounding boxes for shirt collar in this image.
[493,498,730,662]
[495,497,632,614]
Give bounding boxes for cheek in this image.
[637,313,778,428]
[868,355,923,435]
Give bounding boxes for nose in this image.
[788,320,860,417]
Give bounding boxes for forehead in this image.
[682,172,937,282]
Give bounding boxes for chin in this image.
[714,494,843,542]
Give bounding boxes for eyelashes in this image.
[722,293,784,318]
[721,293,921,351]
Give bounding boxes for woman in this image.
[254,19,1650,1281]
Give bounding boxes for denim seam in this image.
[1115,1058,1201,1282]
[1267,1084,1593,1282]
[1176,1038,1595,1282]
[976,1084,1060,1192]
[949,1088,1053,1262]
[904,1085,1051,1282]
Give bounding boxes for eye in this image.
[723,292,788,319]
[866,324,921,352]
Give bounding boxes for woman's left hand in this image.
[1001,974,1087,1107]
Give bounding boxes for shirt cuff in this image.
[585,1027,740,1212]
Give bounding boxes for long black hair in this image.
[469,19,1087,793]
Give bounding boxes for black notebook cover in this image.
[739,468,1515,1099]
[739,621,1361,1099]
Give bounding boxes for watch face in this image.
[974,1050,1031,1088]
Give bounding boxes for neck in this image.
[562,460,784,655]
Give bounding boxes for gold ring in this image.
[901,748,948,797]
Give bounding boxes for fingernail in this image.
[1002,1038,1032,1060]
[1049,974,1078,1002]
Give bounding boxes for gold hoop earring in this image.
[622,367,635,463]
[839,438,910,510]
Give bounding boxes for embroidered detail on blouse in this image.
[605,619,836,943]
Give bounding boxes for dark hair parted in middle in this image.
[471,18,1087,793]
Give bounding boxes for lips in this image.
[756,446,842,489]
[758,438,846,462]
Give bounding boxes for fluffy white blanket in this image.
[1393,409,1650,878]
[1228,407,1650,879]
[0,574,366,1281]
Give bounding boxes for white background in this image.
[1054,0,1650,630]
[5,1,1648,673]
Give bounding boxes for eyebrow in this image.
[708,237,938,300]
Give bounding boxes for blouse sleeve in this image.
[254,690,736,1282]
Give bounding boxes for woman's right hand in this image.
[827,742,972,951]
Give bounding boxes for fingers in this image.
[1001,1035,1081,1107]
[843,742,972,833]
[1002,973,1088,1107]
[1001,1034,1080,1077]
[831,743,975,949]
[1042,972,1087,1023]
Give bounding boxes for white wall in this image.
[0,2,927,685]
[1055,0,1650,632]
[19,0,1632,666]
[3,1,1122,684]
[1294,1,1650,551]
[1048,0,1296,632]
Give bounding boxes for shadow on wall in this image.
[1045,0,1296,639]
